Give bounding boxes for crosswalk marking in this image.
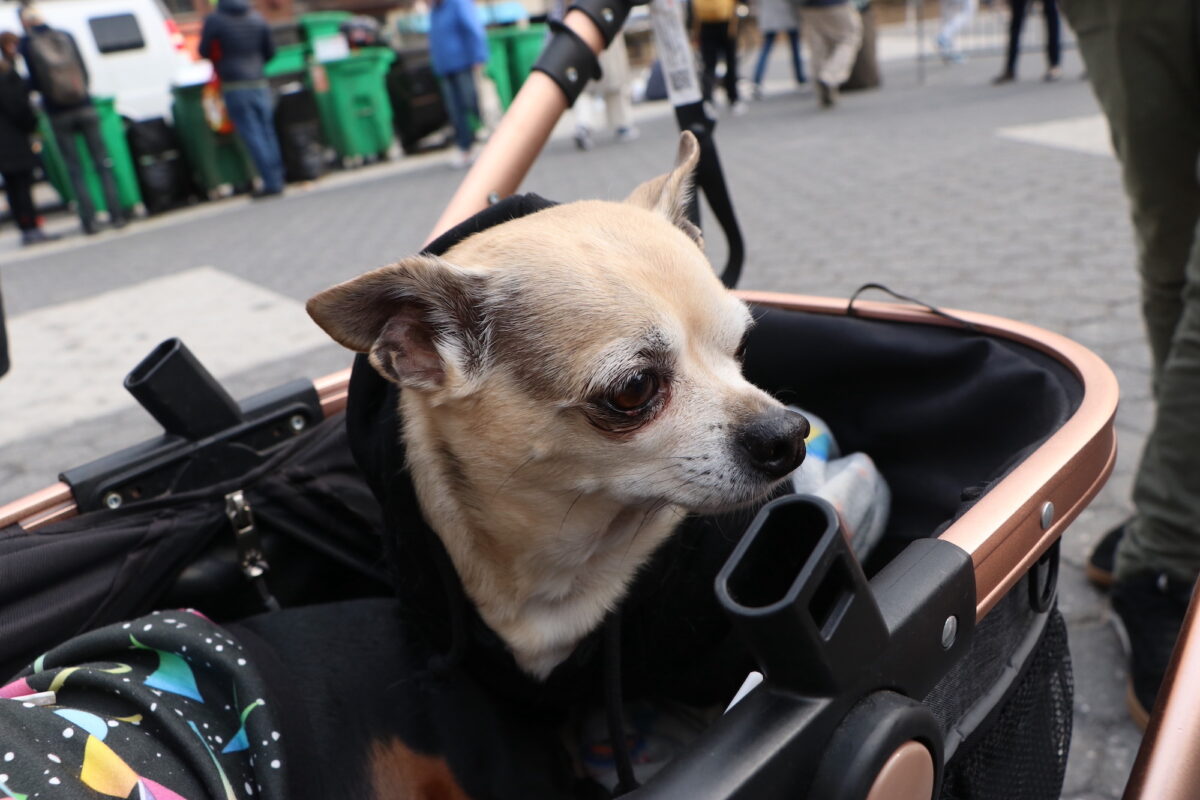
[997,114,1115,158]
[0,267,334,448]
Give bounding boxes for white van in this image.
[0,0,196,120]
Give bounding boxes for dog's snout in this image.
[737,409,809,479]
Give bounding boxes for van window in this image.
[89,13,146,54]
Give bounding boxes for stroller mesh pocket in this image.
[939,605,1073,800]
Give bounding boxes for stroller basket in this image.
[0,288,1117,800]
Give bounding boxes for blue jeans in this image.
[439,69,479,153]
[223,86,285,193]
[753,29,806,85]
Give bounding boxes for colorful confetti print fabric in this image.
[0,609,286,800]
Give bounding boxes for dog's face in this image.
[308,133,806,521]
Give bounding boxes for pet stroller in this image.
[0,0,1190,797]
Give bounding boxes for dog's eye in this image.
[608,372,660,412]
[735,334,749,363]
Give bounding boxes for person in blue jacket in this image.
[429,0,488,168]
[200,0,285,197]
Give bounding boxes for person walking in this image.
[992,0,1061,84]
[18,6,125,234]
[797,0,862,108]
[936,0,977,63]
[693,0,746,114]
[751,0,806,98]
[0,31,56,246]
[199,0,285,198]
[428,0,488,168]
[1062,0,1200,729]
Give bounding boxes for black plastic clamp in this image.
[564,0,632,46]
[532,20,601,106]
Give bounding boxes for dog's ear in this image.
[306,255,487,393]
[625,131,702,245]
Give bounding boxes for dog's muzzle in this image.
[736,409,809,480]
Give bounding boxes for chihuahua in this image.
[306,132,808,680]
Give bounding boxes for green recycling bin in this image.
[310,47,396,161]
[170,82,256,198]
[299,11,351,46]
[484,24,548,110]
[37,96,141,214]
[507,23,547,93]
[485,34,514,110]
[265,43,309,79]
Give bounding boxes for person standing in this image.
[797,0,862,108]
[751,0,806,98]
[18,6,126,234]
[992,0,1061,84]
[428,0,488,168]
[1061,0,1200,729]
[0,31,56,246]
[573,34,640,150]
[693,0,746,114]
[199,0,285,198]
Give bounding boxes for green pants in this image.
[1062,0,1200,582]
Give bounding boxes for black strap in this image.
[532,20,602,106]
[847,283,980,332]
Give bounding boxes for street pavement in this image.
[0,30,1147,799]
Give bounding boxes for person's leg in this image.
[224,88,276,192]
[1043,0,1061,70]
[819,5,863,89]
[722,23,740,103]
[77,107,125,223]
[698,22,723,104]
[1065,0,1200,721]
[800,8,831,96]
[440,70,475,154]
[1001,0,1030,77]
[754,31,777,87]
[3,170,38,232]
[251,87,285,192]
[787,28,806,82]
[51,111,96,232]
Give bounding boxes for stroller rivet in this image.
[289,415,307,433]
[602,7,614,22]
[1040,501,1055,529]
[566,67,579,83]
[104,492,123,510]
[487,192,501,206]
[941,616,957,649]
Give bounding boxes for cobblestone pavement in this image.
[0,38,1146,798]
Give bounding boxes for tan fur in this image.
[368,739,473,800]
[308,132,800,678]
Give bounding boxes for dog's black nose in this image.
[737,409,809,479]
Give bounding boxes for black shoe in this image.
[1111,571,1194,729]
[1086,519,1128,590]
[82,220,100,236]
[991,71,1016,85]
[817,81,835,108]
[251,187,285,200]
[20,228,60,246]
[110,215,129,229]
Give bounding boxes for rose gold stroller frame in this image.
[6,6,1191,797]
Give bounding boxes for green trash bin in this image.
[485,33,514,111]
[37,96,142,215]
[310,47,396,162]
[299,11,351,46]
[266,43,309,79]
[506,23,547,94]
[170,83,256,199]
[485,24,548,109]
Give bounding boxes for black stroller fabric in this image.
[0,195,1083,799]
